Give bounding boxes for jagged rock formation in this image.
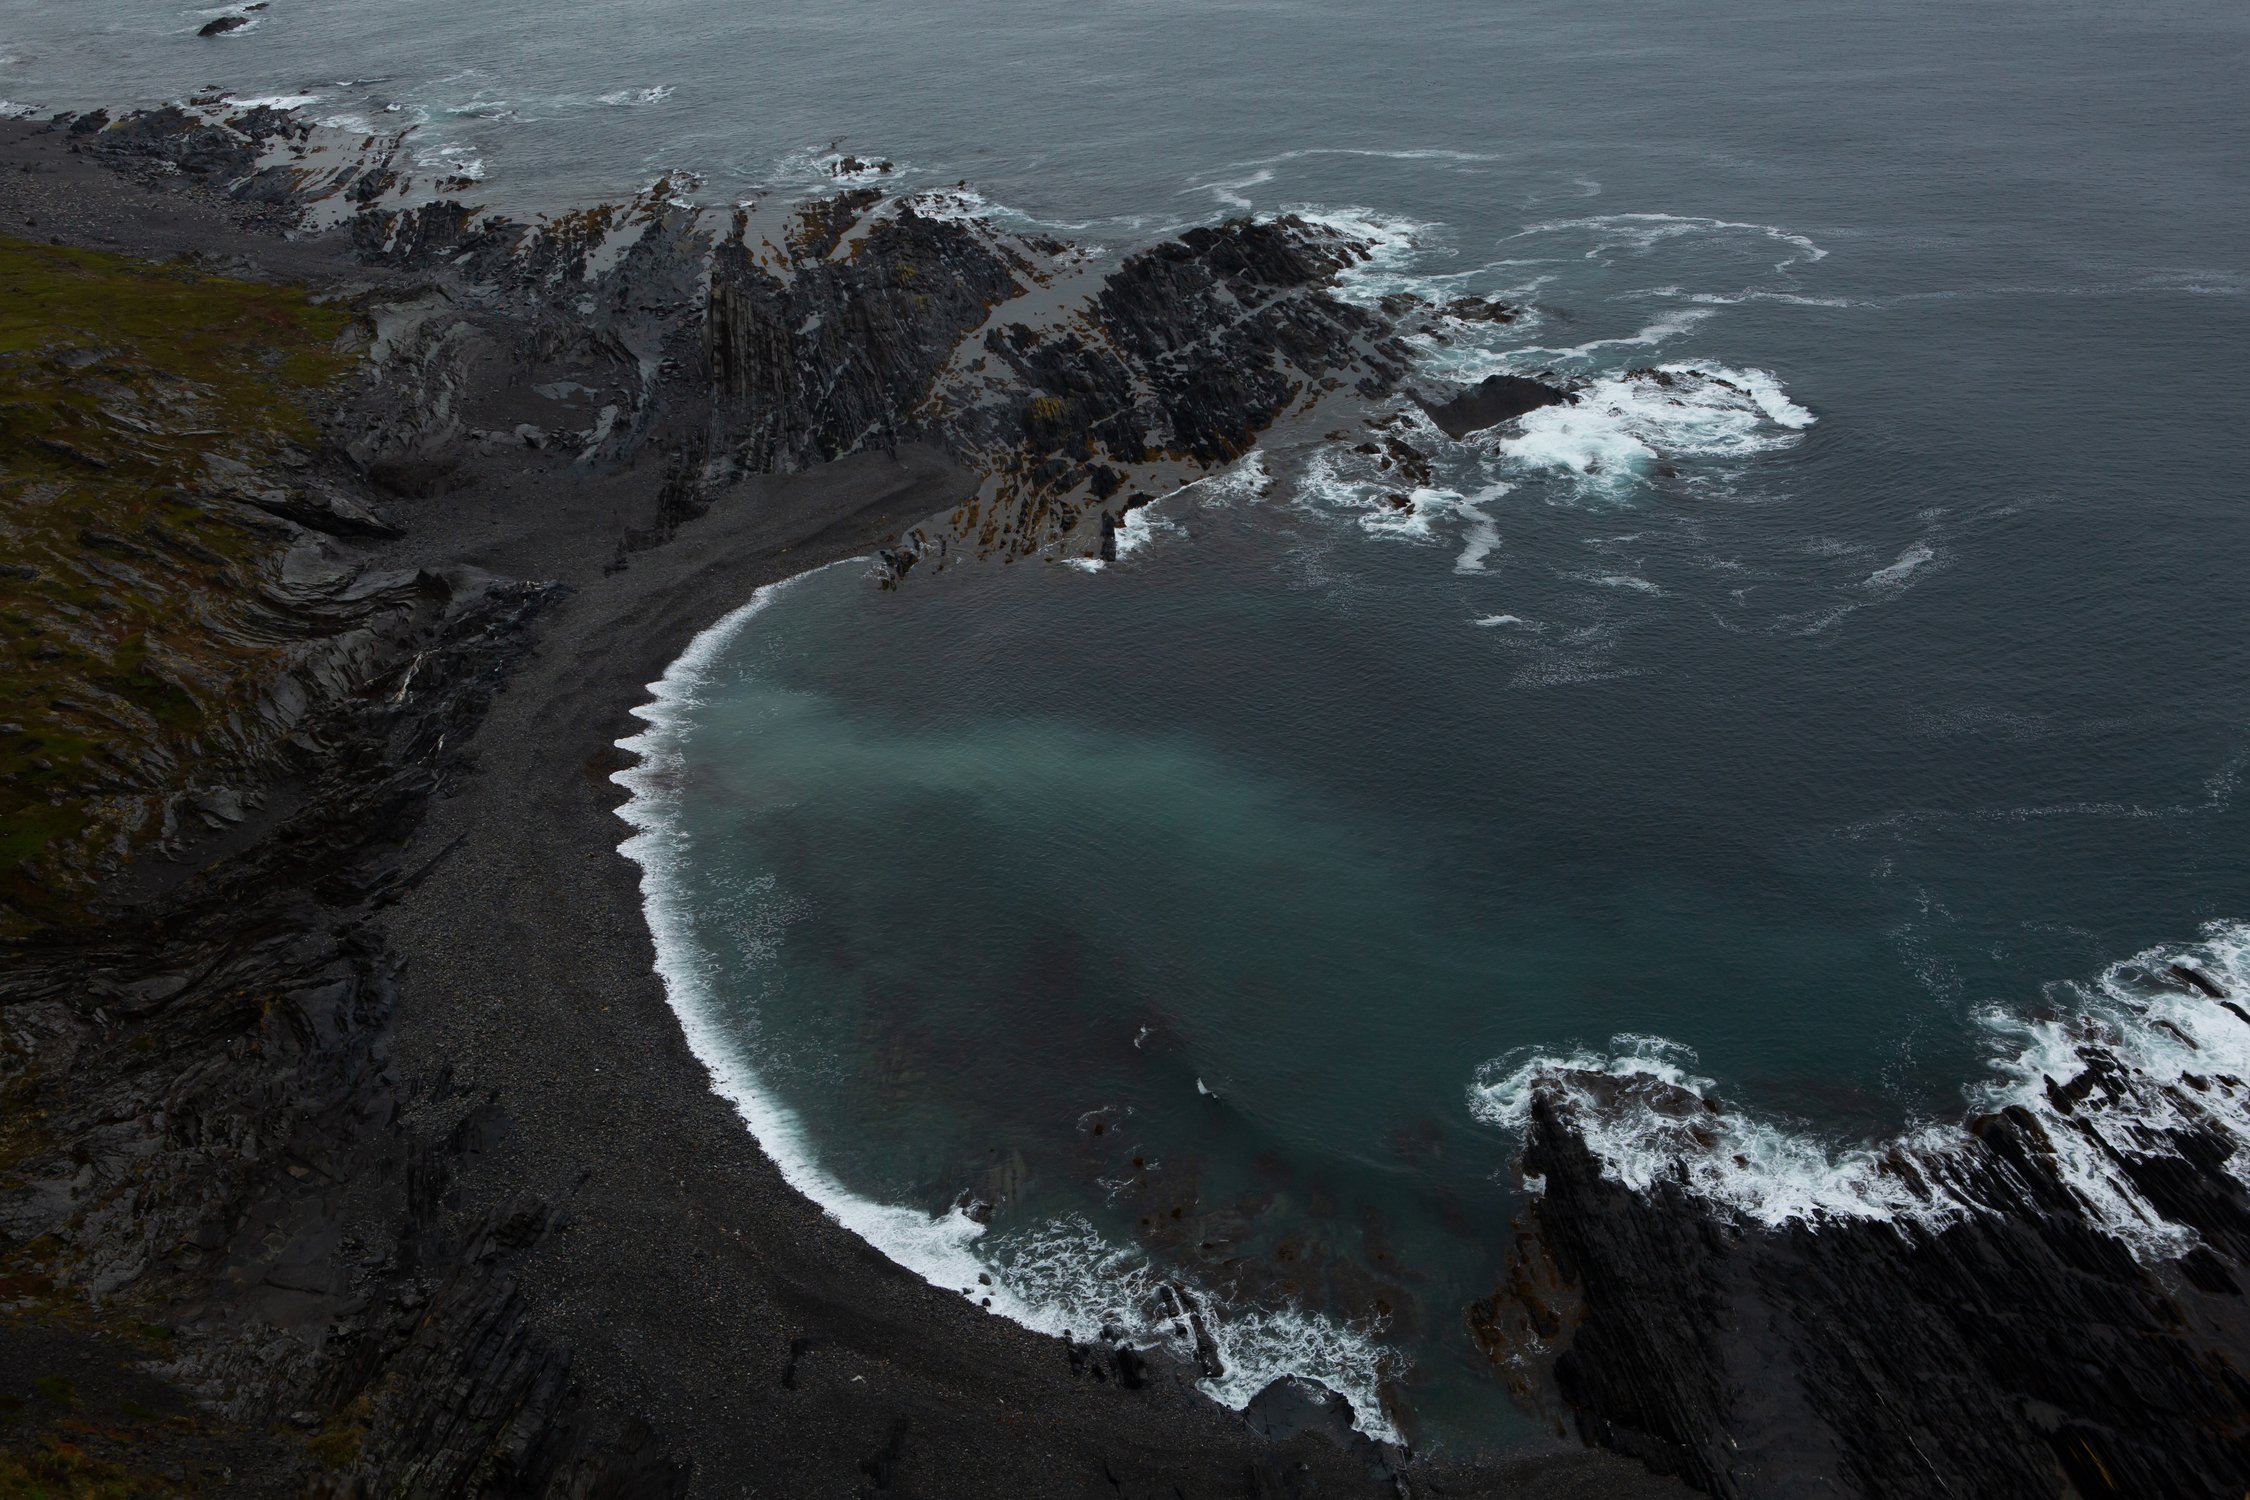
[26,98,2250,1500]
[66,102,1415,579]
[1475,1045,2250,1498]
[911,215,1415,568]
[1414,373,1572,440]
[701,199,1023,471]
[0,562,708,1495]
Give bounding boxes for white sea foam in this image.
[1473,1035,1949,1227]
[224,93,322,112]
[1861,540,1944,595]
[615,564,1004,1303]
[1573,572,1661,594]
[616,562,1399,1439]
[1642,286,1862,309]
[597,85,674,107]
[1094,452,1268,567]
[1471,921,2250,1262]
[1505,212,1828,272]
[1473,614,1532,629]
[1454,504,1503,574]
[986,1220,1398,1434]
[412,141,487,181]
[1494,364,1813,494]
[1180,448,1273,506]
[1481,308,1713,368]
[1195,152,1500,217]
[1278,206,1440,307]
[897,186,995,224]
[1202,167,1273,210]
[1111,504,1182,560]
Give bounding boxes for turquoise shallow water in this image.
[17,0,2247,1453]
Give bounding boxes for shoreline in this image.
[610,546,1408,1444]
[0,108,1680,1495]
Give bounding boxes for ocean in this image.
[14,0,2247,1454]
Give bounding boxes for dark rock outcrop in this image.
[1414,373,1573,440]
[1480,1088,2250,1498]
[0,559,695,1493]
[702,201,1024,473]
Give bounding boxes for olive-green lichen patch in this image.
[0,234,357,933]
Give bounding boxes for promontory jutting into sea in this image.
[1,1,2245,1494]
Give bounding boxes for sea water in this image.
[15,0,2247,1453]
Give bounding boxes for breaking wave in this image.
[1471,921,2250,1262]
[1499,364,1813,492]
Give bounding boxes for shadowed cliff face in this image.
[1475,1037,2250,1498]
[0,236,365,934]
[699,191,1415,570]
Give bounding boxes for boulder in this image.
[1415,373,1573,439]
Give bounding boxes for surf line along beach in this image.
[0,103,1686,1495]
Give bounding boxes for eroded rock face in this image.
[0,564,678,1493]
[697,199,1414,569]
[75,103,1416,576]
[701,202,1026,473]
[1478,1087,2250,1498]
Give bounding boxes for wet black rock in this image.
[703,200,1023,473]
[1487,1093,2250,1498]
[1415,373,1574,440]
[1440,296,1519,324]
[198,15,249,36]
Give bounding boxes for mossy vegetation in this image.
[0,234,356,934]
[0,1437,138,1499]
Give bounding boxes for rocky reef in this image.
[1470,958,2250,1498]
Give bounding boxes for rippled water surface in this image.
[17,0,2248,1453]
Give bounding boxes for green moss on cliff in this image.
[0,235,356,933]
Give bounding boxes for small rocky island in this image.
[1,100,2243,1498]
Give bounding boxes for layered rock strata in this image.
[1474,999,2250,1497]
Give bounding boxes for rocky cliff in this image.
[1472,995,2250,1497]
